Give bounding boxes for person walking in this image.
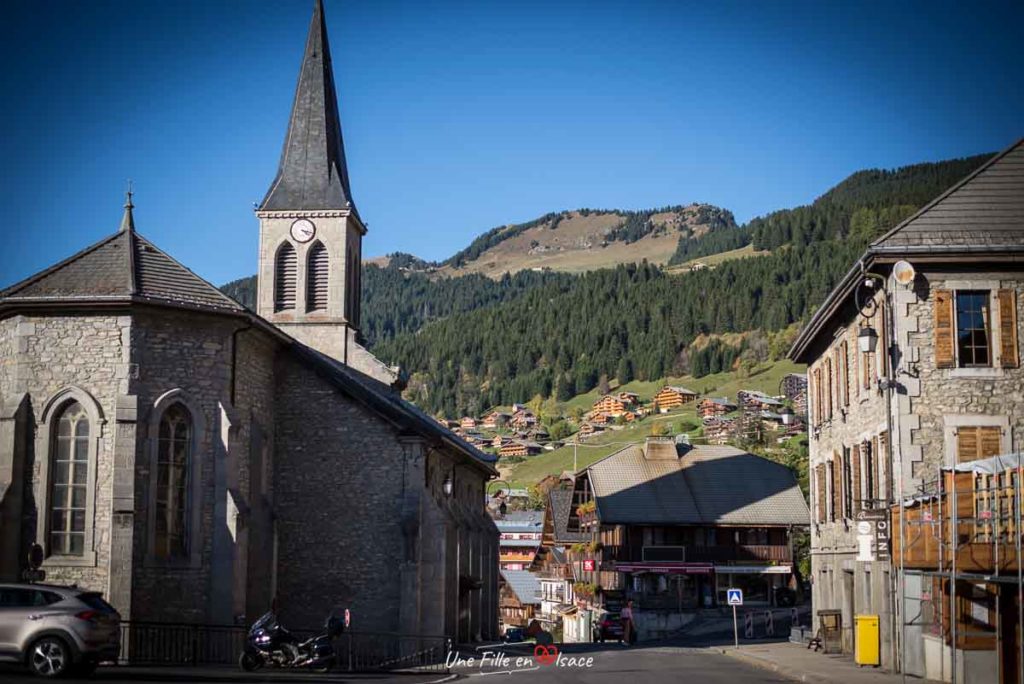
[620,600,636,645]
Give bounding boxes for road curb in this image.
[710,646,820,683]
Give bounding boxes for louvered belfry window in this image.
[275,242,297,311]
[307,242,329,312]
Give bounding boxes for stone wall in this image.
[273,354,407,632]
[4,313,130,594]
[897,272,1024,482]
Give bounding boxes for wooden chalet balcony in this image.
[597,544,791,564]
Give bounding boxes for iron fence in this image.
[119,621,451,672]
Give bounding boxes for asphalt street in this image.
[0,642,790,684]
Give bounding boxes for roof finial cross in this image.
[120,180,136,233]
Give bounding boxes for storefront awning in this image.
[615,562,714,574]
[714,565,792,575]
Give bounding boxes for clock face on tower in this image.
[290,219,316,243]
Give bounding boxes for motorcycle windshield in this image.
[251,611,278,633]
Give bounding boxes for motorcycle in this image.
[239,608,348,673]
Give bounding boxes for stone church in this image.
[0,0,499,643]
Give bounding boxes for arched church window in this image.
[306,242,329,312]
[274,242,297,311]
[155,404,192,560]
[49,401,89,556]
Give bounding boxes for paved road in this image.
[451,641,790,683]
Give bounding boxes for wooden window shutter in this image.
[825,358,833,419]
[934,289,956,369]
[815,464,827,523]
[831,457,841,521]
[979,426,1002,459]
[840,340,850,407]
[880,431,892,503]
[852,332,860,398]
[877,308,888,377]
[852,444,862,511]
[998,289,1019,368]
[957,427,980,463]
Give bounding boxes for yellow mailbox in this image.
[854,615,880,666]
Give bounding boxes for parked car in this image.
[502,626,525,643]
[0,583,120,677]
[592,611,624,643]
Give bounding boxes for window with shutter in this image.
[998,289,1019,368]
[829,459,839,522]
[851,444,861,512]
[825,358,833,420]
[840,340,850,407]
[934,289,955,368]
[955,291,992,367]
[306,242,329,312]
[851,332,860,399]
[274,243,297,312]
[880,432,891,503]
[815,464,827,524]
[841,448,853,519]
[956,426,1004,463]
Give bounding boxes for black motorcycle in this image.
[239,609,347,673]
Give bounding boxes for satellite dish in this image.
[893,260,916,286]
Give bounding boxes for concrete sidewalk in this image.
[712,642,939,684]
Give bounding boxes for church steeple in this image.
[260,0,354,211]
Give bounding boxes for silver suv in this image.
[0,583,120,677]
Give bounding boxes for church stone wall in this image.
[0,317,13,401]
[273,354,406,632]
[9,314,128,593]
[130,310,256,623]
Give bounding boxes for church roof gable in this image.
[1,229,245,314]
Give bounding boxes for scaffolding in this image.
[893,453,1024,684]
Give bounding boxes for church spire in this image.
[119,184,135,233]
[260,0,354,212]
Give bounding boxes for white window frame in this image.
[35,387,105,567]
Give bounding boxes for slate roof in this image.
[0,208,244,314]
[500,570,542,605]
[260,0,354,212]
[871,140,1024,251]
[548,488,587,544]
[790,138,1024,362]
[585,443,808,526]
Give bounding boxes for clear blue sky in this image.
[1,0,1021,287]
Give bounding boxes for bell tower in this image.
[256,0,367,365]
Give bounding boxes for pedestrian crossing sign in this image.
[727,588,743,606]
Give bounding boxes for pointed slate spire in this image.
[119,185,135,233]
[260,0,354,211]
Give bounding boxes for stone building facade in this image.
[0,0,498,643]
[791,139,1024,674]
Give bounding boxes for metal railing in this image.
[119,621,451,672]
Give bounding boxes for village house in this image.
[496,511,544,571]
[790,139,1024,677]
[703,417,737,446]
[654,385,698,411]
[460,416,478,431]
[482,411,511,430]
[781,373,809,405]
[699,397,738,419]
[567,439,808,637]
[510,409,538,429]
[0,0,499,645]
[737,389,785,412]
[498,440,543,459]
[498,569,541,629]
[590,394,634,418]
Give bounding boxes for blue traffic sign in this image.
[727,588,743,606]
